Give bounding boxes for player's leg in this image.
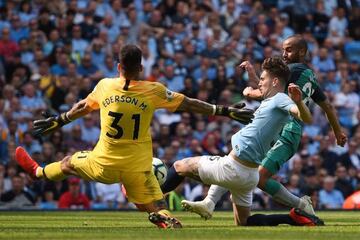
[160,162,185,193]
[181,184,225,220]
[121,171,182,228]
[180,156,231,219]
[233,204,251,226]
[161,156,203,194]
[15,146,78,180]
[260,132,315,215]
[229,172,258,226]
[230,181,323,226]
[246,209,324,226]
[183,155,259,222]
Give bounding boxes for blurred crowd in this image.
[0,0,359,210]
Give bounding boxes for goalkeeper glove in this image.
[33,111,72,137]
[215,102,254,124]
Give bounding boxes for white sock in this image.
[205,185,228,207]
[35,167,43,178]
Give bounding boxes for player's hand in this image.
[216,102,254,124]
[33,111,72,137]
[288,83,302,103]
[238,61,255,74]
[243,87,254,97]
[335,131,347,147]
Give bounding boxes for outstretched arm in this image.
[288,84,313,124]
[176,97,254,124]
[239,61,263,101]
[317,100,347,146]
[176,97,214,115]
[33,99,95,136]
[243,87,263,100]
[67,99,94,120]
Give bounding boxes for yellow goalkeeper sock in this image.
[36,162,66,181]
[158,209,172,217]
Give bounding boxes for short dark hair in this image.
[287,34,308,53]
[262,57,290,86]
[119,44,142,74]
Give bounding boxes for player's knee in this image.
[173,160,186,176]
[60,156,75,174]
[257,167,272,189]
[257,176,268,190]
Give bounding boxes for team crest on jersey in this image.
[166,89,174,101]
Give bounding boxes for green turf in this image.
[0,211,359,240]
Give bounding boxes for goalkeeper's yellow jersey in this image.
[85,77,185,171]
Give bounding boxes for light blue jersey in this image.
[231,93,296,165]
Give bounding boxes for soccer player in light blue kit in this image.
[164,57,322,226]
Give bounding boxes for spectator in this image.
[71,25,89,57]
[339,140,360,170]
[0,175,35,209]
[64,125,92,151]
[319,176,344,209]
[334,82,360,130]
[9,15,29,43]
[18,1,36,24]
[159,64,185,92]
[49,75,71,111]
[77,53,102,81]
[167,183,186,211]
[18,38,34,66]
[39,191,57,210]
[20,83,46,114]
[80,12,99,41]
[328,7,348,39]
[81,114,100,146]
[286,174,301,197]
[93,182,126,209]
[0,27,19,63]
[311,47,336,73]
[37,8,56,37]
[58,177,90,210]
[335,165,354,198]
[99,15,120,44]
[21,131,41,155]
[50,52,69,76]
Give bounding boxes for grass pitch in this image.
[0,211,359,240]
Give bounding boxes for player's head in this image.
[282,34,308,64]
[259,57,290,98]
[118,44,143,78]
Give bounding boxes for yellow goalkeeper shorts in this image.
[70,151,163,204]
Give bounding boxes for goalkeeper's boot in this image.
[299,195,316,216]
[15,147,39,178]
[181,199,215,220]
[148,210,182,229]
[290,208,324,226]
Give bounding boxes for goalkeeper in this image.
[14,44,254,229]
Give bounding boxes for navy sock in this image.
[160,166,184,193]
[246,214,296,226]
